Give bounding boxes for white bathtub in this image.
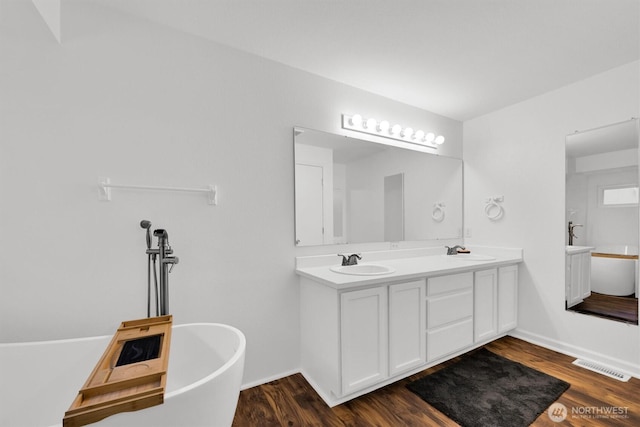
[0,323,246,427]
[591,245,638,296]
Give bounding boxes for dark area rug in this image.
[406,348,570,427]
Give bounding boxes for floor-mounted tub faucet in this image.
[141,221,179,317]
[568,221,583,246]
[154,229,179,316]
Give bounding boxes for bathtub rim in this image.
[0,322,246,400]
[592,245,639,257]
[165,322,246,399]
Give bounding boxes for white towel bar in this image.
[99,177,217,205]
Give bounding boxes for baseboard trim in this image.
[240,330,639,393]
[240,369,300,391]
[509,329,640,379]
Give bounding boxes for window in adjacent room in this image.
[600,184,639,207]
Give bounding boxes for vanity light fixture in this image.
[342,113,445,149]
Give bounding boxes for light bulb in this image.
[350,114,363,127]
[377,120,390,133]
[425,132,435,143]
[391,124,402,135]
[435,135,445,145]
[414,130,425,141]
[365,118,377,130]
[402,127,413,138]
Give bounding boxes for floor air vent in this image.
[572,359,631,382]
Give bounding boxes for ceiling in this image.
[50,1,640,120]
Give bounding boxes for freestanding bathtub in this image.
[591,245,638,296]
[0,323,246,427]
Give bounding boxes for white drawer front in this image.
[426,318,473,362]
[427,290,473,328]
[427,272,473,296]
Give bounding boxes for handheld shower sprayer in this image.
[140,220,152,249]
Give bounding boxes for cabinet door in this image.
[498,265,518,333]
[579,252,592,300]
[474,268,498,342]
[389,280,426,376]
[340,287,388,395]
[567,253,584,308]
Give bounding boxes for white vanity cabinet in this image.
[297,248,522,407]
[300,277,426,404]
[341,280,426,394]
[474,265,519,343]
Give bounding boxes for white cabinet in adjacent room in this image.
[566,250,591,308]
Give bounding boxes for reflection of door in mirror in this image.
[384,173,404,241]
[295,164,324,246]
[294,141,334,246]
[565,118,639,325]
[333,188,345,243]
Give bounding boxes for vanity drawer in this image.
[426,318,473,362]
[426,289,473,328]
[427,272,473,296]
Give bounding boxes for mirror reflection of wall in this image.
[565,118,639,325]
[384,173,404,241]
[294,127,463,246]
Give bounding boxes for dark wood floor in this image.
[569,292,638,325]
[233,336,640,426]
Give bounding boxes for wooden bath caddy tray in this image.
[63,315,172,427]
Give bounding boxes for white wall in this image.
[464,61,640,375]
[0,2,462,386]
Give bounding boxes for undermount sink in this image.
[330,264,395,276]
[442,254,496,262]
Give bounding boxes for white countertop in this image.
[565,245,595,255]
[296,246,524,290]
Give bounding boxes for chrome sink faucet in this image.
[338,253,362,266]
[568,221,583,246]
[445,245,465,255]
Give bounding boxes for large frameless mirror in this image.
[294,127,463,246]
[565,118,639,325]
